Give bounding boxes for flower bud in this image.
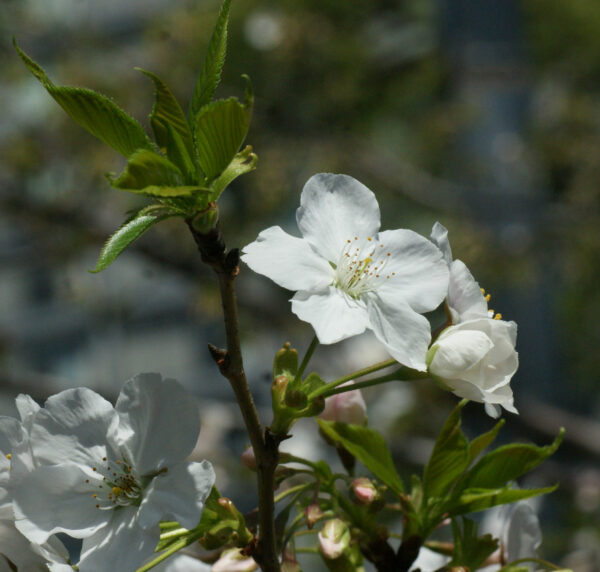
[351,477,379,505]
[318,518,351,560]
[212,548,258,572]
[241,447,256,471]
[305,503,324,529]
[319,381,367,425]
[281,548,301,572]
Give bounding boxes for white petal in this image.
[430,329,493,379]
[13,464,108,544]
[0,417,23,508]
[241,226,333,291]
[504,503,541,561]
[138,460,215,530]
[430,222,452,263]
[29,388,116,468]
[0,519,49,570]
[484,403,502,418]
[15,394,40,430]
[365,293,432,371]
[291,287,369,344]
[484,384,518,415]
[448,260,489,321]
[375,229,449,313]
[109,374,200,476]
[297,173,380,262]
[78,508,158,572]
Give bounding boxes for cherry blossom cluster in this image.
[242,173,519,417]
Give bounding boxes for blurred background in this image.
[1,0,599,568]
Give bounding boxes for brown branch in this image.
[188,221,281,572]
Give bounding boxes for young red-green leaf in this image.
[108,149,208,198]
[460,429,564,490]
[317,420,404,495]
[137,68,196,172]
[194,79,253,181]
[448,485,558,516]
[423,401,469,499]
[14,40,153,158]
[91,207,179,272]
[209,145,258,200]
[189,0,232,118]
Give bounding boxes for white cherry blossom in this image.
[242,174,449,370]
[11,374,215,572]
[429,223,519,417]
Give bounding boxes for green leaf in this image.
[137,68,196,176]
[300,372,326,395]
[14,40,153,158]
[209,145,258,200]
[461,429,564,490]
[467,418,505,464]
[193,80,253,181]
[164,123,197,182]
[449,485,558,516]
[189,0,232,117]
[108,149,208,198]
[447,518,498,569]
[423,401,469,498]
[91,206,178,272]
[317,420,404,495]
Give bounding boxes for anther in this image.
[5,454,11,460]
[494,313,502,320]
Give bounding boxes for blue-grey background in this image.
[1,0,599,568]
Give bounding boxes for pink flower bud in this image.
[305,503,324,529]
[212,548,258,572]
[318,518,351,560]
[319,381,367,425]
[352,477,378,505]
[241,447,256,471]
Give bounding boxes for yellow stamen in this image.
[6,454,11,460]
[485,294,491,302]
[494,313,502,320]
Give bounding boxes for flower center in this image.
[333,237,394,298]
[85,456,143,510]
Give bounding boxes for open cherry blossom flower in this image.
[11,374,215,572]
[428,223,519,417]
[242,174,449,370]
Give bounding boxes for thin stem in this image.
[136,529,203,572]
[309,358,397,399]
[188,222,280,572]
[320,370,429,398]
[274,482,313,504]
[159,527,189,541]
[294,335,319,382]
[279,453,321,471]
